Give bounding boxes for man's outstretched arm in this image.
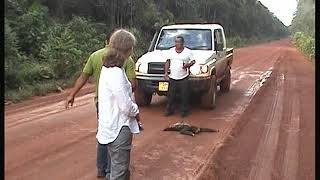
[65,73,90,108]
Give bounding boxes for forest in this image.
[291,0,315,62]
[4,0,289,102]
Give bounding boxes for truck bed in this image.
[226,48,234,65]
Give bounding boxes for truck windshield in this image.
[155,29,212,50]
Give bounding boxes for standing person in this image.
[164,36,196,117]
[65,34,136,178]
[98,29,139,180]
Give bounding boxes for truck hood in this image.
[137,50,216,64]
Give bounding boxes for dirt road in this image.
[5,39,314,180]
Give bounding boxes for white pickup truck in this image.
[135,23,233,109]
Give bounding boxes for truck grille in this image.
[148,62,165,74]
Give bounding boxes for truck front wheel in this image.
[135,88,152,106]
[201,75,217,109]
[220,66,231,92]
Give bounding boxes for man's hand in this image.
[65,73,89,109]
[135,113,140,122]
[164,59,170,81]
[136,114,144,130]
[182,63,189,69]
[183,60,196,69]
[65,95,75,109]
[164,73,169,81]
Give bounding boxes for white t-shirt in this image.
[97,66,139,145]
[167,47,194,80]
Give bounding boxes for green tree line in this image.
[4,0,288,102]
[291,0,315,61]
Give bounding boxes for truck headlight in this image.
[135,62,148,73]
[190,64,201,75]
[200,65,208,73]
[190,64,208,75]
[135,62,142,71]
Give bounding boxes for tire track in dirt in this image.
[5,93,94,129]
[5,99,97,147]
[282,92,300,180]
[5,84,95,115]
[206,41,314,180]
[5,121,96,174]
[247,72,284,180]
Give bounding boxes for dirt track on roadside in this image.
[5,39,314,180]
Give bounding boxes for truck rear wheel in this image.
[135,87,152,106]
[201,75,217,109]
[220,66,231,93]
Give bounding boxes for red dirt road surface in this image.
[5,39,314,180]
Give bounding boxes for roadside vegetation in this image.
[5,0,288,103]
[291,0,315,62]
[226,36,279,48]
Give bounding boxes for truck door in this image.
[213,29,226,78]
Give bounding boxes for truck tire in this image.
[201,75,217,109]
[135,88,152,106]
[220,66,231,93]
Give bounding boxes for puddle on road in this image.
[207,67,275,123]
[231,70,263,86]
[244,67,273,97]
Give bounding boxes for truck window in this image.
[156,29,212,50]
[214,29,225,49]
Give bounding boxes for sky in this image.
[258,0,298,26]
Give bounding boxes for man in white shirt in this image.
[164,36,196,117]
[98,29,139,180]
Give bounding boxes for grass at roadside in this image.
[291,32,315,64]
[5,79,75,104]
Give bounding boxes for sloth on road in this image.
[163,122,219,136]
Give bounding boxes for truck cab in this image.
[135,24,233,109]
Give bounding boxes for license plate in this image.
[158,82,169,91]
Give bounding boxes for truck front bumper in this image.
[136,74,211,95]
